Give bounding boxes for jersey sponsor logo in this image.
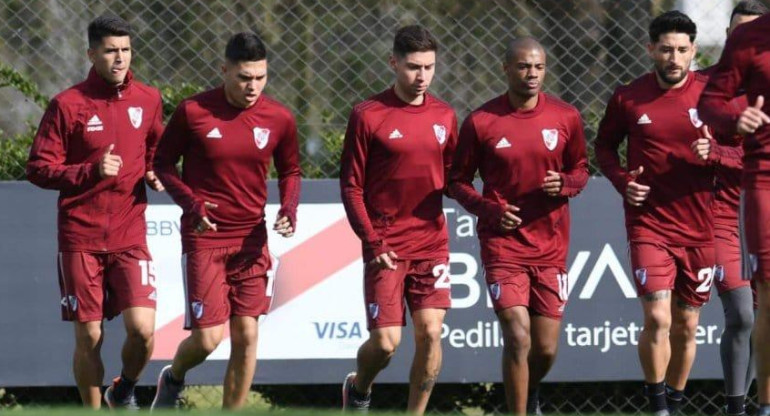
[495,137,511,149]
[128,107,143,129]
[388,129,403,139]
[86,115,104,132]
[191,300,204,320]
[637,114,652,125]
[542,129,558,151]
[368,302,379,320]
[634,268,647,286]
[489,282,502,300]
[253,127,270,149]
[206,127,223,139]
[714,265,725,282]
[688,108,704,128]
[433,124,447,144]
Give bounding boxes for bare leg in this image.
[222,316,259,410]
[498,306,531,415]
[73,320,105,408]
[169,324,226,380]
[353,326,402,394]
[665,297,701,390]
[638,291,673,383]
[406,308,446,415]
[120,307,155,380]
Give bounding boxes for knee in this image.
[727,306,755,332]
[194,330,224,355]
[670,315,699,340]
[415,321,443,347]
[372,334,400,358]
[75,324,103,351]
[126,322,154,345]
[644,309,671,334]
[531,342,558,364]
[503,326,531,356]
[231,325,258,349]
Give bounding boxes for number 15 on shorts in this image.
[138,260,157,288]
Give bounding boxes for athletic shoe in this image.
[722,406,746,416]
[342,372,370,412]
[526,398,543,416]
[151,365,184,410]
[104,376,139,410]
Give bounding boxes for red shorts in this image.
[483,264,569,319]
[714,223,750,294]
[183,245,273,329]
[744,188,770,283]
[364,258,451,330]
[630,241,715,307]
[57,246,156,322]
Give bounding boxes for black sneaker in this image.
[150,365,184,411]
[104,376,139,410]
[526,398,543,416]
[342,372,370,412]
[723,405,746,416]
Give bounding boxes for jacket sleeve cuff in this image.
[278,207,298,230]
[364,239,391,261]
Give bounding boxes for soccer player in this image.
[692,3,767,415]
[595,11,716,416]
[150,32,300,410]
[699,1,770,414]
[448,37,588,416]
[339,25,457,414]
[26,14,164,409]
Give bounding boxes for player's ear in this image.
[388,54,398,72]
[87,47,95,64]
[646,42,655,58]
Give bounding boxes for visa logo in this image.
[313,321,363,339]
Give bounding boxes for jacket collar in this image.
[84,66,133,99]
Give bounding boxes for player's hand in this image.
[626,166,650,207]
[194,202,218,233]
[737,95,770,136]
[273,215,294,238]
[370,251,398,270]
[500,204,522,231]
[99,144,123,178]
[542,170,564,196]
[145,170,165,192]
[690,126,713,161]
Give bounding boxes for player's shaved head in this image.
[504,37,545,64]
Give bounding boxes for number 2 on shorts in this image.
[432,264,451,289]
[695,267,714,293]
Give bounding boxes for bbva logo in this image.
[567,243,636,299]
